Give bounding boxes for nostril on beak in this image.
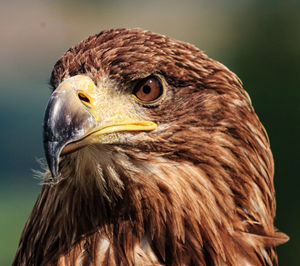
[78,92,91,105]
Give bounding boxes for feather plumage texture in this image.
[13,28,288,265]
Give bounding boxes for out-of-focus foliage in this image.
[0,0,298,264]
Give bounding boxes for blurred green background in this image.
[0,0,299,265]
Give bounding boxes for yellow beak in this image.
[43,75,157,179]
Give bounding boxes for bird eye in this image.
[132,76,164,104]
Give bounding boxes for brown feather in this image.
[13,28,288,266]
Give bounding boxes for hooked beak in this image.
[43,75,157,180]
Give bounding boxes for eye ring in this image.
[132,75,165,105]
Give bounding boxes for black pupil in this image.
[142,85,151,94]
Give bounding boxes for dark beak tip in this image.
[49,159,59,180]
[43,140,63,180]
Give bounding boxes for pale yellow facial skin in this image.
[55,75,157,154]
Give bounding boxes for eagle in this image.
[13,28,288,265]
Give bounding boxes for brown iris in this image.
[133,76,164,103]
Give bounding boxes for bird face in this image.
[43,72,171,178]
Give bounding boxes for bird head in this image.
[43,29,266,197]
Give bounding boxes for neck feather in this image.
[14,143,285,265]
